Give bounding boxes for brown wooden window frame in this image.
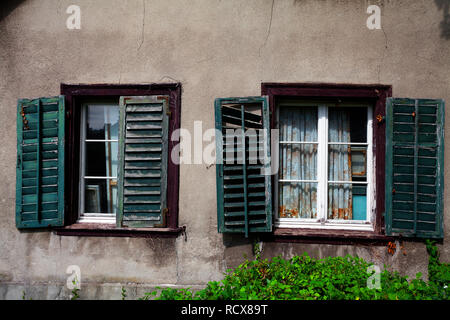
[261,83,394,244]
[55,83,183,238]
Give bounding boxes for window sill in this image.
[263,227,395,245]
[54,223,185,238]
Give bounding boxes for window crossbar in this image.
[83,176,117,179]
[85,139,119,142]
[328,180,368,184]
[327,142,368,145]
[279,179,318,183]
[279,141,318,144]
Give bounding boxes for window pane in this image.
[328,183,366,220]
[84,178,117,214]
[280,106,317,142]
[280,144,317,180]
[351,147,367,178]
[280,182,317,219]
[328,144,367,182]
[328,107,367,143]
[85,141,119,177]
[86,105,119,140]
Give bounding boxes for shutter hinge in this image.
[20,106,30,130]
[163,207,169,216]
[166,110,172,117]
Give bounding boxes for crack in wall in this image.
[259,0,275,57]
[137,0,146,51]
[377,26,388,83]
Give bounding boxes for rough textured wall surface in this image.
[0,0,449,299]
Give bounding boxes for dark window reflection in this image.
[86,105,119,140]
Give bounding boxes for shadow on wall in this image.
[222,233,254,248]
[0,0,26,23]
[435,0,450,39]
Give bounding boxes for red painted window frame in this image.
[261,83,393,243]
[56,83,183,237]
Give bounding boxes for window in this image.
[215,84,444,240]
[16,84,182,236]
[276,101,374,231]
[79,102,119,224]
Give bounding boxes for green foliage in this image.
[143,241,449,300]
[139,288,195,300]
[21,290,32,300]
[71,277,80,300]
[426,240,450,298]
[121,287,127,300]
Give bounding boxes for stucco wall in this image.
[0,0,449,299]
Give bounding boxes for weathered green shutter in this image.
[117,96,169,228]
[385,98,444,238]
[215,97,272,237]
[16,96,65,228]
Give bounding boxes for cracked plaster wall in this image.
[0,0,449,299]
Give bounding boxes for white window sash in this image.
[317,105,328,223]
[276,104,374,231]
[78,103,119,222]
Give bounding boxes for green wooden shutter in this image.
[16,96,65,228]
[385,98,444,238]
[117,96,169,228]
[215,96,272,237]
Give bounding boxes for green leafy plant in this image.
[142,242,449,300]
[426,239,450,298]
[121,287,127,300]
[21,290,32,300]
[71,277,80,300]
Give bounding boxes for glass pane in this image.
[280,143,317,180]
[328,183,366,220]
[280,106,318,142]
[328,144,367,182]
[279,182,317,219]
[328,107,367,143]
[84,178,117,214]
[351,147,367,177]
[85,142,118,177]
[279,106,318,179]
[86,105,119,140]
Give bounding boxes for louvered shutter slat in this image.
[16,96,65,228]
[385,98,444,238]
[215,97,272,237]
[117,96,169,228]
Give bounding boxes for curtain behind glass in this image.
[279,107,318,219]
[328,109,352,219]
